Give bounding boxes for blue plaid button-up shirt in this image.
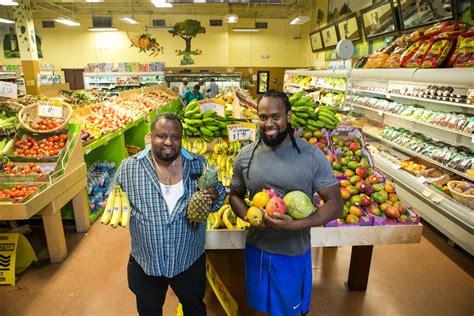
[112,145,226,277]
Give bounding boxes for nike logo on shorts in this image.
[293,303,302,310]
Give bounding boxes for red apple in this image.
[368,174,381,184]
[360,194,371,207]
[356,167,368,179]
[349,141,360,152]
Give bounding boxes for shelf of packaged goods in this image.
[84,72,164,77]
[285,69,349,78]
[351,103,473,149]
[351,68,474,86]
[350,89,474,111]
[372,154,474,255]
[363,129,474,182]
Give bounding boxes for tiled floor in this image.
[0,221,472,316]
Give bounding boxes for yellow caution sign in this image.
[206,256,238,316]
[0,233,37,286]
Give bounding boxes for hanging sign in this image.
[37,103,62,118]
[0,81,17,99]
[227,123,257,142]
[198,98,226,117]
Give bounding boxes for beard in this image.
[261,127,289,147]
[153,147,180,162]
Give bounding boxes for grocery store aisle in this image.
[0,221,473,316]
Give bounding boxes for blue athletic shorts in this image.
[245,243,312,316]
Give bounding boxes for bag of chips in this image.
[400,40,424,67]
[420,39,455,68]
[404,40,433,68]
[448,31,474,68]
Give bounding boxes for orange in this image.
[252,191,270,208]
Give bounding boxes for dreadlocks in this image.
[246,89,301,178]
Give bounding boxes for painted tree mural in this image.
[168,19,206,65]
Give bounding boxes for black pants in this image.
[128,254,206,316]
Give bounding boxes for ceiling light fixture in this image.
[85,0,104,3]
[193,0,206,3]
[232,27,259,32]
[88,27,118,32]
[120,17,139,24]
[0,0,18,6]
[224,14,238,24]
[0,17,14,24]
[55,18,80,26]
[151,0,172,8]
[290,16,310,25]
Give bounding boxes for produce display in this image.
[100,184,131,228]
[86,161,116,221]
[12,134,68,159]
[27,117,65,132]
[60,90,101,106]
[215,87,257,119]
[207,203,250,230]
[284,75,346,91]
[0,108,19,135]
[180,101,231,141]
[1,162,45,176]
[399,160,427,175]
[0,184,40,202]
[355,21,473,69]
[0,136,14,154]
[348,95,474,134]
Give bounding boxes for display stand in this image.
[0,131,89,263]
[205,224,422,314]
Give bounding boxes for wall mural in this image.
[127,33,164,57]
[168,19,206,65]
[1,25,43,59]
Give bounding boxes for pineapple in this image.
[187,164,218,223]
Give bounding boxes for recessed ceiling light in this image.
[0,18,15,24]
[85,0,104,2]
[224,14,238,24]
[232,27,259,32]
[88,27,118,32]
[151,0,172,8]
[120,17,139,24]
[55,18,80,26]
[290,16,310,25]
[0,0,18,6]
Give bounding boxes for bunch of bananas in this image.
[100,185,131,228]
[207,204,250,230]
[213,137,229,154]
[315,106,340,130]
[181,101,229,142]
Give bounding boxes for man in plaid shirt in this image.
[112,113,226,316]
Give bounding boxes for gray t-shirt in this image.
[231,137,338,256]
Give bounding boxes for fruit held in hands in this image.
[252,191,270,208]
[246,207,264,226]
[284,191,315,219]
[264,189,287,218]
[187,165,218,224]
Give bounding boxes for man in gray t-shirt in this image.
[230,90,343,316]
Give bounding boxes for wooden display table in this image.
[205,225,423,314]
[0,132,90,263]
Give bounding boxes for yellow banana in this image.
[237,218,250,230]
[120,190,131,228]
[222,208,235,229]
[110,189,122,228]
[207,213,215,230]
[211,211,222,229]
[100,188,117,225]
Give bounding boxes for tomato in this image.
[53,136,60,143]
[60,134,68,141]
[58,142,65,148]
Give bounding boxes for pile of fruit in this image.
[289,91,341,131]
[80,130,95,144]
[383,127,474,174]
[400,160,427,175]
[27,117,65,132]
[0,162,44,176]
[84,103,134,133]
[300,129,330,153]
[100,184,131,228]
[215,87,257,119]
[207,204,250,230]
[60,90,101,106]
[13,134,68,159]
[0,184,40,201]
[181,101,231,142]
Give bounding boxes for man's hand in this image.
[203,188,219,204]
[263,211,299,230]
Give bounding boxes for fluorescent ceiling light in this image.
[0,18,15,24]
[290,16,310,25]
[232,28,259,32]
[224,14,238,23]
[0,0,18,6]
[120,17,139,24]
[193,0,206,2]
[85,0,104,2]
[55,18,80,26]
[151,0,172,8]
[88,27,118,32]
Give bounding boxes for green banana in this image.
[200,126,214,137]
[203,111,215,118]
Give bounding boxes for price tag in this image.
[37,103,62,118]
[385,93,391,99]
[417,176,427,183]
[422,190,432,198]
[0,81,17,99]
[85,148,91,154]
[227,123,257,142]
[377,110,384,116]
[431,195,444,204]
[106,136,111,142]
[198,98,226,117]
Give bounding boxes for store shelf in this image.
[364,129,474,182]
[84,71,164,77]
[351,68,474,86]
[285,69,349,78]
[351,103,473,148]
[372,154,473,255]
[351,89,474,110]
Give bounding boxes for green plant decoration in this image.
[168,19,206,65]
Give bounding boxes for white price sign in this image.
[417,176,427,184]
[227,123,257,142]
[37,103,63,118]
[198,99,226,117]
[422,190,432,198]
[0,81,17,99]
